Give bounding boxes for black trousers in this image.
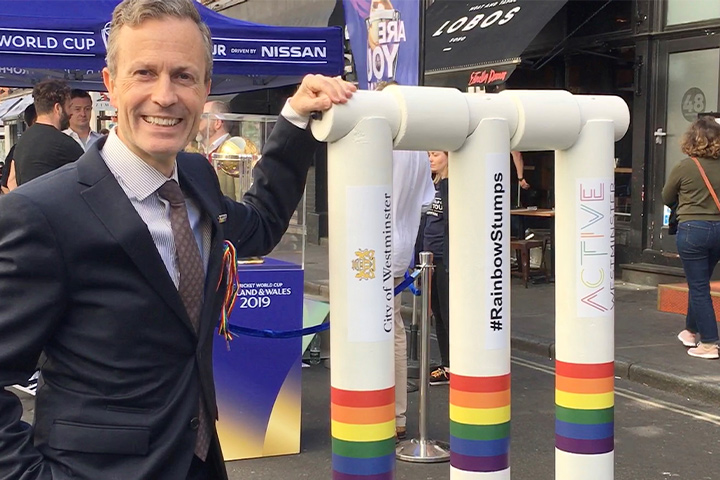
[186,455,211,480]
[186,441,225,480]
[430,257,450,367]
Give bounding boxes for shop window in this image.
[665,48,720,182]
[667,0,720,26]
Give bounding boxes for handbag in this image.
[668,202,679,235]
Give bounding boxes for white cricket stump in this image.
[312,86,628,480]
[447,118,512,479]
[554,120,616,480]
[326,117,397,480]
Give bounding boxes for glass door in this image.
[650,37,720,254]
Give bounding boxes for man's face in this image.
[196,104,212,143]
[69,96,93,132]
[196,102,222,145]
[102,17,211,171]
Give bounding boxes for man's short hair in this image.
[207,101,230,115]
[106,0,213,83]
[206,101,231,134]
[70,89,92,101]
[23,103,37,127]
[32,80,71,116]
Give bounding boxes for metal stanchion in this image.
[407,275,420,379]
[396,251,450,463]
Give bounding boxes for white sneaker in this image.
[687,343,719,359]
[677,330,699,347]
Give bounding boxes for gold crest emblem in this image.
[352,249,376,280]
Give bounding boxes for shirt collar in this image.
[88,130,104,141]
[64,128,103,142]
[208,133,230,154]
[62,128,78,139]
[100,128,179,201]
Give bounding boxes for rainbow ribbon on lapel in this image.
[217,240,240,343]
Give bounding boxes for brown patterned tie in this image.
[158,180,211,461]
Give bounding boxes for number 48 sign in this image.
[682,87,706,121]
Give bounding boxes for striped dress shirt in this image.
[100,129,211,287]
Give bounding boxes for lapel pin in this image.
[217,214,227,223]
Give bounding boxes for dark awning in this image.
[424,0,567,77]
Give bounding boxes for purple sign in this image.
[343,0,420,89]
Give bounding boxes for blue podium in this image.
[213,259,304,460]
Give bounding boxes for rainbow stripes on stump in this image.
[555,361,614,455]
[449,373,511,473]
[331,386,396,479]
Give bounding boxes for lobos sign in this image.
[424,0,567,76]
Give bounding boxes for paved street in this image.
[10,343,720,480]
[9,239,720,479]
[222,349,720,480]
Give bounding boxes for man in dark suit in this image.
[0,0,354,479]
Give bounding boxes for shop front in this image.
[421,0,720,282]
[646,3,720,266]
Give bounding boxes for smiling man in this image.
[0,0,355,479]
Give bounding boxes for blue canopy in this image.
[0,0,344,94]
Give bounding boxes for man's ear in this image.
[54,102,63,118]
[102,67,118,108]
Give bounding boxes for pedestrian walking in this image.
[662,116,720,359]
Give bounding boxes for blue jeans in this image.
[677,220,720,343]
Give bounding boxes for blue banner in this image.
[343,0,419,90]
[0,1,343,79]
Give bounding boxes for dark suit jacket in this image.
[0,117,317,480]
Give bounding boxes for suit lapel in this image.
[76,144,196,336]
